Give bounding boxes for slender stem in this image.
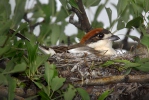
[53,94,64,100]
[50,91,54,99]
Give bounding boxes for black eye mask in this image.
[84,29,112,44]
[97,33,104,38]
[85,33,104,44]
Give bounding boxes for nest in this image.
[1,52,149,100]
[48,52,149,100]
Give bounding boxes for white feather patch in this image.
[39,46,56,55]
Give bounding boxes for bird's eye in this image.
[97,33,104,38]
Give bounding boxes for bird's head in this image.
[80,28,120,55]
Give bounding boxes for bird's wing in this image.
[51,46,68,53]
[68,45,106,56]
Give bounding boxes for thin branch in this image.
[122,29,131,50]
[69,12,82,30]
[23,13,44,33]
[9,29,30,41]
[30,20,45,32]
[23,13,31,23]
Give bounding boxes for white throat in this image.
[87,40,116,55]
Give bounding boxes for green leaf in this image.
[92,21,104,29]
[69,0,79,9]
[59,0,67,7]
[64,85,76,100]
[93,4,104,21]
[7,75,16,100]
[93,1,108,22]
[77,88,90,100]
[0,74,7,85]
[117,19,125,30]
[38,0,56,17]
[141,34,149,47]
[41,4,51,18]
[90,0,101,7]
[0,0,11,19]
[98,90,112,100]
[34,81,44,89]
[50,24,61,45]
[134,58,149,72]
[34,81,50,96]
[25,41,38,64]
[136,58,149,63]
[83,0,101,7]
[102,61,115,67]
[120,7,130,22]
[3,62,26,74]
[126,16,143,28]
[38,91,50,100]
[45,63,57,85]
[25,95,39,100]
[56,6,68,22]
[0,36,8,46]
[29,55,49,77]
[37,23,52,43]
[0,44,11,56]
[77,30,85,40]
[125,62,140,68]
[131,2,143,16]
[124,68,132,75]
[117,0,128,16]
[105,7,112,24]
[3,60,15,73]
[114,60,140,68]
[51,76,65,91]
[12,0,26,27]
[135,62,149,72]
[0,20,12,35]
[31,2,45,18]
[144,0,149,12]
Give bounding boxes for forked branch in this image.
[69,0,92,33]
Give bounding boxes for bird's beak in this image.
[108,35,120,41]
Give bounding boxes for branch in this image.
[122,29,131,50]
[69,12,82,30]
[23,13,44,33]
[73,74,149,86]
[9,29,30,41]
[69,0,92,32]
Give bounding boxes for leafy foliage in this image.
[0,0,149,99]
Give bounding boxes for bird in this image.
[40,28,120,56]
[10,28,120,56]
